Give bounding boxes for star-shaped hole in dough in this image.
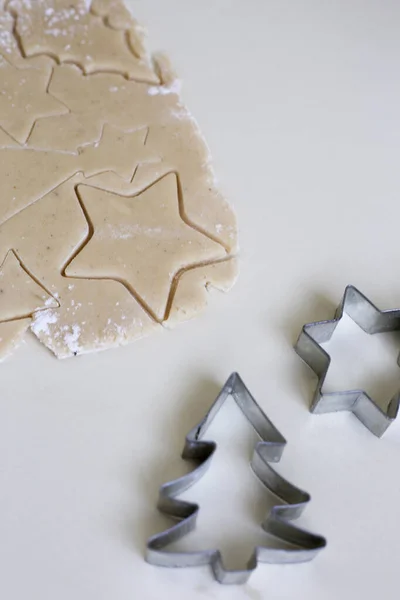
[66,173,226,321]
[78,125,160,181]
[0,57,67,144]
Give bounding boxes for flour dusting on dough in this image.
[30,309,59,335]
[0,24,13,54]
[148,79,182,96]
[63,323,82,354]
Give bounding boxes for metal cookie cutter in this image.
[146,372,326,585]
[295,285,400,437]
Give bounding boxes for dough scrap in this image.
[0,0,238,359]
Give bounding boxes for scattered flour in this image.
[30,308,58,335]
[0,19,14,54]
[148,79,181,96]
[98,223,163,240]
[63,324,82,354]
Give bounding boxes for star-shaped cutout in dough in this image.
[0,58,67,144]
[66,174,226,320]
[78,125,160,181]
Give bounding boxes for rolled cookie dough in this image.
[0,0,238,359]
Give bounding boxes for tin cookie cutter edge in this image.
[295,285,400,437]
[146,372,326,584]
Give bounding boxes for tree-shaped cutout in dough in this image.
[8,0,158,82]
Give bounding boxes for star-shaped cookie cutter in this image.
[146,372,326,585]
[295,285,400,437]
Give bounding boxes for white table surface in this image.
[2,1,400,598]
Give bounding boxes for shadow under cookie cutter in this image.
[295,285,400,437]
[146,372,326,585]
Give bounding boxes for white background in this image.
[1,1,400,598]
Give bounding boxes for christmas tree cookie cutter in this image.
[295,285,400,437]
[146,372,326,584]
